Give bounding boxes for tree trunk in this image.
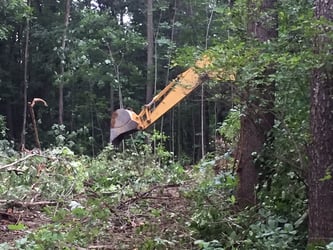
[164,0,177,156]
[236,0,277,208]
[20,0,30,150]
[200,84,205,158]
[58,0,71,125]
[199,2,215,158]
[308,0,333,245]
[146,0,154,103]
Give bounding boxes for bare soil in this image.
[0,184,193,249]
[0,207,51,243]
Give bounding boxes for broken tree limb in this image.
[117,183,181,209]
[30,98,48,108]
[0,153,37,171]
[28,98,47,150]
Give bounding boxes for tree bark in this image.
[308,0,333,245]
[146,0,154,103]
[236,0,277,208]
[58,0,71,125]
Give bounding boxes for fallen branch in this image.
[117,183,181,209]
[0,200,59,208]
[134,195,182,200]
[88,246,114,249]
[77,245,115,250]
[0,153,38,171]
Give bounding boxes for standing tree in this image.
[308,0,333,245]
[58,0,71,124]
[236,0,277,208]
[20,0,31,150]
[146,0,154,103]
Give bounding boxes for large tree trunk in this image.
[308,0,333,245]
[146,0,154,103]
[236,0,277,208]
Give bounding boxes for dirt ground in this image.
[0,206,51,244]
[0,185,193,248]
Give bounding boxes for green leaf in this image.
[229,195,236,205]
[320,169,332,182]
[7,223,26,231]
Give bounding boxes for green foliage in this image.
[187,164,238,244]
[0,134,308,250]
[0,115,6,138]
[186,153,307,249]
[151,129,174,163]
[47,124,91,155]
[194,239,224,250]
[7,223,26,231]
[0,147,89,202]
[320,168,332,182]
[244,209,304,249]
[0,0,329,248]
[0,115,17,160]
[0,144,193,248]
[217,108,240,146]
[50,9,147,153]
[0,0,31,40]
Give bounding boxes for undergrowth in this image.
[0,122,309,249]
[0,144,193,249]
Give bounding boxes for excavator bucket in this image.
[110,109,139,145]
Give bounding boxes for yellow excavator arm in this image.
[110,56,234,144]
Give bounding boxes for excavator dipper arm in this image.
[136,67,209,130]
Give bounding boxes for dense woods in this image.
[0,0,333,248]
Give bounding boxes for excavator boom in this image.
[110,56,234,144]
